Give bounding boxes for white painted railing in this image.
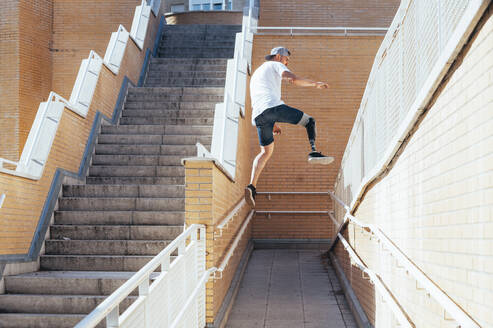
[104,25,130,75]
[130,0,152,50]
[206,1,258,178]
[70,51,104,116]
[333,226,414,328]
[0,0,160,180]
[253,26,387,36]
[214,198,247,238]
[76,196,253,327]
[328,191,481,328]
[214,210,254,279]
[75,224,208,328]
[335,0,489,210]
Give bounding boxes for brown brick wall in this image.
[0,2,161,255]
[0,1,20,161]
[250,35,383,239]
[18,0,53,159]
[51,0,140,100]
[259,0,400,27]
[0,0,53,161]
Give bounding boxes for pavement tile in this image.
[226,249,356,328]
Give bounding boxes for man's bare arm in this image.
[282,71,329,89]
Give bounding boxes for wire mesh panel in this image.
[334,0,474,210]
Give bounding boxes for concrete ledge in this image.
[329,252,372,328]
[253,238,330,250]
[207,240,254,328]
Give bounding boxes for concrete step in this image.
[0,313,89,328]
[92,154,182,166]
[97,134,210,145]
[148,63,226,73]
[88,165,185,177]
[45,240,171,256]
[54,211,185,226]
[100,125,211,136]
[86,176,185,185]
[127,86,224,96]
[124,100,217,110]
[157,51,233,59]
[0,294,135,314]
[119,116,214,126]
[121,109,214,118]
[149,58,228,66]
[63,185,184,198]
[95,144,197,155]
[58,197,184,211]
[144,77,225,87]
[160,40,235,48]
[146,70,226,79]
[40,255,156,271]
[126,91,223,102]
[3,271,142,296]
[98,134,163,145]
[50,225,183,240]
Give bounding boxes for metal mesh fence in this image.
[335,0,471,208]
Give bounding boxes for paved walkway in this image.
[226,249,357,328]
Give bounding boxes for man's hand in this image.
[273,124,282,135]
[314,82,329,89]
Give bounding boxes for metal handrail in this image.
[214,210,254,279]
[215,198,247,238]
[253,26,388,36]
[75,224,206,328]
[337,232,414,328]
[328,190,481,328]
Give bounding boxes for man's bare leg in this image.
[250,143,274,187]
[245,143,274,207]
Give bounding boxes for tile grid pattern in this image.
[227,249,357,328]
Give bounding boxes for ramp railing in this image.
[328,191,481,328]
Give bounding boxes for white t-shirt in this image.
[250,61,290,125]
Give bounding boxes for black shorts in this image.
[254,104,304,146]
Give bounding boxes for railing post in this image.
[106,306,119,328]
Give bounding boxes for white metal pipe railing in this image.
[337,233,414,328]
[253,26,388,36]
[328,191,481,328]
[215,198,247,238]
[214,210,254,279]
[75,224,207,328]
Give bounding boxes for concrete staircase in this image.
[0,23,240,328]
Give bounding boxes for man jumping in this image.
[245,46,334,207]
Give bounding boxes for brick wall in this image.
[259,0,400,27]
[335,5,493,327]
[0,1,20,161]
[184,62,254,322]
[18,0,53,159]
[250,35,383,239]
[0,1,161,255]
[0,0,53,161]
[51,0,141,100]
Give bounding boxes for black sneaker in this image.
[308,151,334,165]
[245,184,256,207]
